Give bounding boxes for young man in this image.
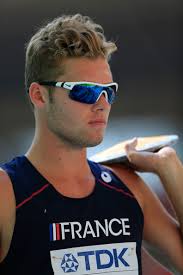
[0,14,183,275]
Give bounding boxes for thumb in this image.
[124,137,138,162]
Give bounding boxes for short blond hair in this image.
[25,14,117,91]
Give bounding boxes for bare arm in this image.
[139,172,183,273]
[0,169,16,262]
[123,140,183,273]
[157,150,183,236]
[109,161,183,273]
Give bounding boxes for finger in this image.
[125,150,157,172]
[124,137,138,161]
[125,137,138,151]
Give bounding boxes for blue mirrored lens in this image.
[69,85,116,104]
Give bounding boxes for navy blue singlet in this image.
[0,156,144,275]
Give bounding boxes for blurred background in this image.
[0,0,182,162]
[0,0,182,274]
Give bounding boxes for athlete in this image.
[0,14,183,275]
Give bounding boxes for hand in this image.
[124,137,177,174]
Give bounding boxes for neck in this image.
[25,131,92,182]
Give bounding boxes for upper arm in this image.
[106,164,183,273]
[0,168,16,262]
[140,177,183,273]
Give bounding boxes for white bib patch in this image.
[50,242,138,274]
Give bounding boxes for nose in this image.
[99,90,109,102]
[92,92,111,111]
[97,90,110,104]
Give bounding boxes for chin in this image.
[87,137,104,148]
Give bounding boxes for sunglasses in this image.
[38,81,118,104]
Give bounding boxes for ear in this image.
[28,82,48,108]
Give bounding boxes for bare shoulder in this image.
[0,167,15,199]
[0,167,16,216]
[0,168,16,228]
[104,163,146,211]
[0,168,16,261]
[105,163,141,183]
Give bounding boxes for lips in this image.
[88,120,106,125]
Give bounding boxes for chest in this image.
[16,185,143,250]
[2,184,144,275]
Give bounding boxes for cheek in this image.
[55,99,89,125]
[51,92,92,124]
[66,104,89,125]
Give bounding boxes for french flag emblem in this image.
[49,223,62,241]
